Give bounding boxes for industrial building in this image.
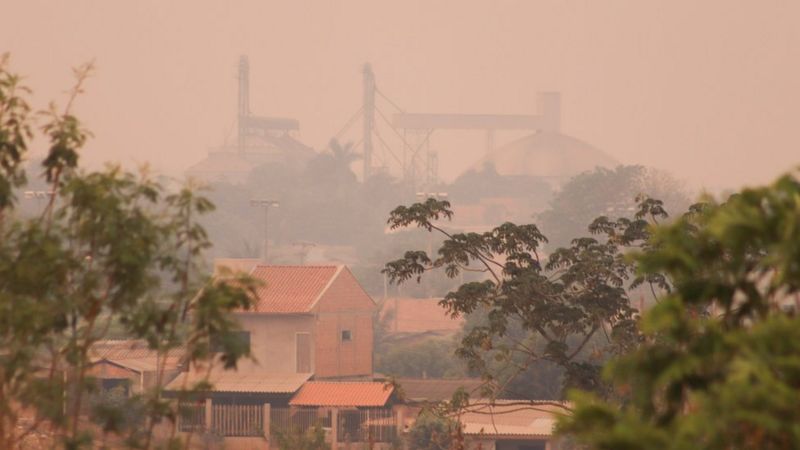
[186,56,314,183]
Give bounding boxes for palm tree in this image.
[328,138,360,182]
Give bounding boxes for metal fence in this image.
[337,408,397,443]
[177,402,205,432]
[211,403,264,437]
[270,407,331,437]
[179,403,397,442]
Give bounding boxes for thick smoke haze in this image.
[4,0,799,191]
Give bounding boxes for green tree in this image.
[407,412,457,450]
[0,56,257,449]
[539,165,690,249]
[382,195,669,402]
[559,172,800,449]
[448,162,551,209]
[458,308,564,400]
[376,338,466,379]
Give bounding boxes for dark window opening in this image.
[100,378,130,397]
[296,332,311,373]
[212,331,251,353]
[341,330,352,342]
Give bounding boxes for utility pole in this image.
[362,63,375,181]
[250,199,280,263]
[238,55,250,155]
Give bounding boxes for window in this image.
[296,332,311,373]
[341,330,352,342]
[100,378,130,397]
[211,331,250,353]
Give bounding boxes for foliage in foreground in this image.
[559,173,800,449]
[406,412,458,450]
[272,424,327,450]
[0,56,257,448]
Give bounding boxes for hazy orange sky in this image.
[4,1,799,192]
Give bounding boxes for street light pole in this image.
[250,199,280,263]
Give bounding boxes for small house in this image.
[234,264,376,378]
[88,340,186,395]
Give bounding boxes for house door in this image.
[296,332,311,373]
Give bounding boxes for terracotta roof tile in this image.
[290,382,394,407]
[248,265,341,313]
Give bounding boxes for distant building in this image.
[88,339,186,395]
[185,56,316,184]
[445,128,619,232]
[395,377,483,405]
[469,131,618,189]
[448,197,535,233]
[460,400,568,450]
[379,297,464,343]
[185,136,314,184]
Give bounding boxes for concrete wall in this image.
[235,313,316,373]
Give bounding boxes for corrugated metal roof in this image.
[462,418,555,437]
[166,370,311,394]
[290,382,394,407]
[248,265,342,313]
[102,356,183,373]
[459,400,569,438]
[396,378,483,403]
[90,340,186,361]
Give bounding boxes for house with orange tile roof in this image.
[287,381,401,445]
[169,263,384,448]
[234,264,376,378]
